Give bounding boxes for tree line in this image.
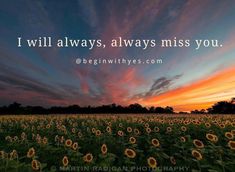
[0,98,234,114]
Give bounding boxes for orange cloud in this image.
[141,66,235,111]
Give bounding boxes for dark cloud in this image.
[133,74,182,99]
[0,64,63,100]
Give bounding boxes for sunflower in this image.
[154,127,160,132]
[106,126,112,133]
[134,128,140,135]
[72,142,78,151]
[46,124,51,129]
[205,123,211,128]
[31,159,40,171]
[27,147,35,158]
[219,124,225,128]
[5,136,12,142]
[145,123,149,128]
[83,153,93,163]
[13,136,18,142]
[21,132,27,140]
[101,144,108,154]
[0,151,4,159]
[181,126,187,132]
[170,156,176,165]
[193,139,204,149]
[65,139,73,147]
[124,148,136,158]
[146,127,152,134]
[77,132,83,138]
[127,127,132,133]
[206,133,218,143]
[95,130,102,136]
[71,128,76,134]
[231,129,235,135]
[129,137,136,144]
[91,128,96,133]
[42,137,48,145]
[151,138,160,147]
[10,150,18,160]
[118,130,124,137]
[225,132,234,140]
[147,157,157,168]
[166,127,172,133]
[180,136,186,143]
[228,141,235,150]
[62,156,69,166]
[192,149,203,160]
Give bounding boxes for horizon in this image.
[1,0,235,111]
[1,97,235,114]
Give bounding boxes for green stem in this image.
[196,160,201,172]
[219,153,225,172]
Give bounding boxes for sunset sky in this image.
[0,0,235,111]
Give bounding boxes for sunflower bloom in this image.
[62,156,69,166]
[72,142,78,151]
[27,147,35,158]
[205,123,211,128]
[129,137,136,144]
[180,136,186,142]
[0,151,4,159]
[228,141,235,150]
[170,156,176,165]
[146,127,152,134]
[91,128,96,133]
[31,159,40,171]
[101,144,108,155]
[124,148,136,158]
[151,138,160,147]
[118,130,124,137]
[147,157,157,168]
[206,133,218,143]
[95,130,102,136]
[181,126,187,132]
[127,127,132,133]
[231,129,235,135]
[154,127,160,132]
[134,128,140,135]
[166,127,172,133]
[10,150,18,160]
[65,139,73,147]
[219,124,225,128]
[193,139,204,149]
[83,153,93,163]
[225,132,234,140]
[42,137,48,145]
[192,149,203,160]
[106,126,112,133]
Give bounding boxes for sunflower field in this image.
[0,114,235,172]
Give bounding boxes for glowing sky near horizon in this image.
[0,0,235,111]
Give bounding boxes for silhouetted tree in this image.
[149,106,155,113]
[1,98,235,115]
[191,109,206,114]
[164,106,174,114]
[178,111,188,114]
[231,97,235,104]
[207,101,235,114]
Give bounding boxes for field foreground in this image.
[0,114,235,172]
